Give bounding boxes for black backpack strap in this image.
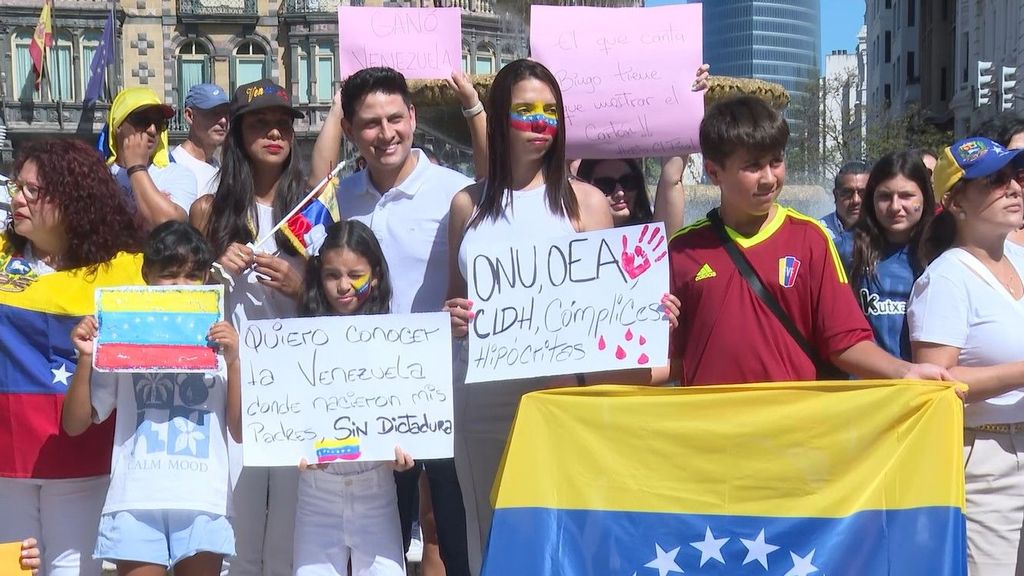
[706,209,839,378]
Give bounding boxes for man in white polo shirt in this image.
[310,66,475,576]
[171,83,229,196]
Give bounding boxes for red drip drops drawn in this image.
[615,345,627,360]
[639,335,647,345]
[637,353,650,365]
[625,328,633,342]
[598,336,606,351]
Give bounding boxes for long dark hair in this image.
[920,182,963,266]
[851,151,935,287]
[8,139,143,270]
[300,221,392,317]
[205,111,306,258]
[470,59,579,228]
[577,158,652,225]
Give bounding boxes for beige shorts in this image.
[964,428,1024,575]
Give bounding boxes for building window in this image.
[232,40,267,91]
[907,0,916,26]
[52,31,75,101]
[940,67,948,101]
[12,28,37,101]
[296,48,309,104]
[475,45,494,75]
[884,31,891,63]
[907,51,917,84]
[884,83,891,105]
[315,41,335,103]
[885,0,891,8]
[461,47,470,74]
[177,41,210,101]
[81,30,107,100]
[499,55,514,70]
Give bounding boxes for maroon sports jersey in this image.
[668,205,873,385]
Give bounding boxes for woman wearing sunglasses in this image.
[104,87,197,229]
[908,136,1024,574]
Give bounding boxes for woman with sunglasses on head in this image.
[190,79,307,576]
[907,137,1024,574]
[0,139,144,576]
[832,151,935,360]
[105,87,197,229]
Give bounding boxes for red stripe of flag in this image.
[95,343,218,371]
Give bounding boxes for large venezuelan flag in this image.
[0,240,144,478]
[485,382,966,575]
[282,176,341,257]
[94,286,223,372]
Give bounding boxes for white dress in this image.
[454,184,576,574]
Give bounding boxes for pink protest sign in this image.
[530,4,704,159]
[338,7,462,80]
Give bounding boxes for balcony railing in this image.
[284,0,494,16]
[178,0,258,18]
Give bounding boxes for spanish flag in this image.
[0,237,144,478]
[29,0,53,89]
[282,176,341,258]
[485,382,967,575]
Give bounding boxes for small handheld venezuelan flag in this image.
[281,176,341,258]
[93,285,224,373]
[485,381,967,575]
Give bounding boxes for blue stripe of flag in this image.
[0,303,79,395]
[484,506,966,575]
[98,311,219,346]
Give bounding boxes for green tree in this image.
[864,105,952,160]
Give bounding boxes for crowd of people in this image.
[0,57,1023,576]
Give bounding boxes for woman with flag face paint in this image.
[443,59,615,572]
[0,139,144,576]
[189,79,307,576]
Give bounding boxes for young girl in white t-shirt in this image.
[62,221,242,576]
[292,220,414,576]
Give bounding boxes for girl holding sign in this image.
[189,79,306,576]
[294,220,415,576]
[443,59,658,570]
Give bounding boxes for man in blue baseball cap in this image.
[171,83,230,196]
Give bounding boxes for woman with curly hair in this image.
[0,139,145,576]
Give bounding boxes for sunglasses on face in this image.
[592,173,644,196]
[836,187,865,199]
[983,167,1017,190]
[126,111,168,131]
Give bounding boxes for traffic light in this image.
[1001,66,1017,112]
[977,61,994,107]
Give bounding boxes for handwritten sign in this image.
[94,286,224,373]
[240,313,453,466]
[338,7,462,80]
[466,223,670,383]
[0,541,26,576]
[530,5,704,159]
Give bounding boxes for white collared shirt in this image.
[337,149,473,314]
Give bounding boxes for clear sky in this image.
[643,0,866,69]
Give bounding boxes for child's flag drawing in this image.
[94,286,224,372]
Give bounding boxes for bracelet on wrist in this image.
[126,164,148,176]
[462,101,485,119]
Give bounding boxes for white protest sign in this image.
[530,4,704,159]
[466,223,670,383]
[240,313,453,467]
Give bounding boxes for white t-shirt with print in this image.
[908,241,1024,426]
[91,367,230,516]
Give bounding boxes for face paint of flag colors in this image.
[509,101,559,137]
[351,273,372,299]
[93,286,224,372]
[778,255,801,288]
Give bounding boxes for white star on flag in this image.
[741,528,780,570]
[644,543,683,576]
[784,549,818,576]
[51,363,71,386]
[690,526,728,567]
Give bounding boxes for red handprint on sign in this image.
[621,224,667,280]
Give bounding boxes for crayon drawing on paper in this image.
[94,286,224,373]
